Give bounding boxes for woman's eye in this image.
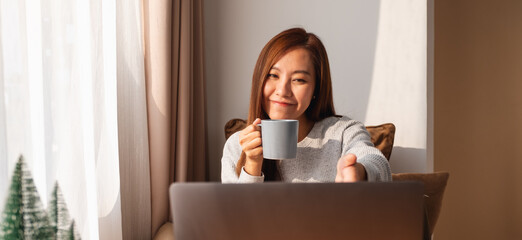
[267,74,278,79]
[293,79,306,83]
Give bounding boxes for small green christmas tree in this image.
[0,156,23,239]
[0,155,55,239]
[67,220,81,240]
[48,182,80,240]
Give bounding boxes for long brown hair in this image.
[235,28,336,179]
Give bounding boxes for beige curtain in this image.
[142,0,207,237]
[117,0,152,239]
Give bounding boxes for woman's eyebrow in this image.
[293,70,311,76]
[271,67,311,75]
[270,67,311,76]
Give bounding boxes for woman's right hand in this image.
[238,118,263,176]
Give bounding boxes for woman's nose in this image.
[275,78,292,97]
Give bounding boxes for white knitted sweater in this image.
[221,116,392,183]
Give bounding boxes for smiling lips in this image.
[271,100,295,107]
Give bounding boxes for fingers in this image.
[336,153,357,172]
[239,118,261,139]
[241,134,262,151]
[239,118,263,161]
[335,154,359,183]
[335,165,357,182]
[239,130,261,146]
[342,166,357,182]
[252,118,261,126]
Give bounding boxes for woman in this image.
[221,28,391,183]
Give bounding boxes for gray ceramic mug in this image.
[259,119,299,160]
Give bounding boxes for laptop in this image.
[169,182,424,240]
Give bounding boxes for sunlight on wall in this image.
[365,0,428,172]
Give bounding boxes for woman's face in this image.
[262,48,316,121]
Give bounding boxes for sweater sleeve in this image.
[341,119,392,182]
[221,132,265,183]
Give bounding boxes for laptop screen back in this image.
[169,182,423,240]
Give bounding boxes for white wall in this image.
[204,0,430,181]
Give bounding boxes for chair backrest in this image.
[392,172,450,237]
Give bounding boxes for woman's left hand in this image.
[335,153,367,182]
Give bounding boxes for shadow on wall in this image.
[204,0,382,181]
[389,147,427,173]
